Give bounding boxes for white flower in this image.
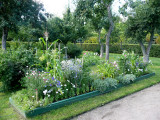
[139,69,143,72]
[32,96,35,98]
[26,73,29,75]
[66,89,68,91]
[64,84,67,86]
[56,91,58,94]
[43,90,48,95]
[48,94,50,97]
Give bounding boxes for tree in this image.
[47,17,63,42]
[0,0,46,50]
[75,0,114,60]
[103,0,114,61]
[125,0,160,63]
[110,17,126,48]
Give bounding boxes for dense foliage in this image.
[9,50,151,111]
[62,43,82,58]
[0,46,37,91]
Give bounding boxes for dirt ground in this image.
[72,84,160,120]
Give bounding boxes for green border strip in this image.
[9,73,155,118]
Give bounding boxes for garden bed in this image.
[9,73,155,118]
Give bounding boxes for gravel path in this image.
[72,84,160,120]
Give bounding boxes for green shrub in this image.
[1,42,160,57]
[76,43,160,58]
[0,45,37,91]
[96,61,118,79]
[121,74,136,84]
[83,51,103,68]
[62,43,82,58]
[118,50,149,76]
[92,78,118,92]
[84,37,98,43]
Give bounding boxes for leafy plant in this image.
[118,50,149,76]
[120,74,136,84]
[0,45,37,91]
[96,61,118,79]
[62,43,82,58]
[92,78,118,92]
[61,59,83,87]
[39,49,64,82]
[83,51,103,68]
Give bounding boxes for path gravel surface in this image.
[72,84,160,120]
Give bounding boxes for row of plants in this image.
[8,49,151,112]
[0,40,152,113]
[10,50,96,111]
[90,50,151,92]
[1,41,160,58]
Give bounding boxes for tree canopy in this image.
[125,0,160,62]
[0,0,47,50]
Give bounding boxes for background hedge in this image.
[0,42,160,58]
[76,43,160,58]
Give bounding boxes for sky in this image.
[38,0,125,18]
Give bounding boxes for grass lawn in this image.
[0,53,160,120]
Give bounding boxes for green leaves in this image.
[39,37,46,46]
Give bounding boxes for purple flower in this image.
[136,62,139,66]
[52,77,54,80]
[45,85,47,87]
[50,84,52,86]
[57,80,61,87]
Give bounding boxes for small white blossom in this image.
[43,90,48,95]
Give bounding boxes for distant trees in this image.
[0,0,47,50]
[74,0,114,60]
[48,8,88,45]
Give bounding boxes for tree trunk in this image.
[100,44,104,58]
[139,30,154,63]
[105,3,114,61]
[98,29,103,58]
[2,27,8,50]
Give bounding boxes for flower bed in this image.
[10,73,155,118]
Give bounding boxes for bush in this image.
[92,78,118,92]
[62,43,82,58]
[2,42,160,58]
[96,61,119,79]
[156,36,160,44]
[121,74,136,84]
[118,50,149,76]
[83,51,103,68]
[61,59,83,86]
[84,37,98,43]
[0,45,37,91]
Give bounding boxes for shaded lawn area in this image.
[0,53,160,120]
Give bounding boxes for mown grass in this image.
[0,53,160,120]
